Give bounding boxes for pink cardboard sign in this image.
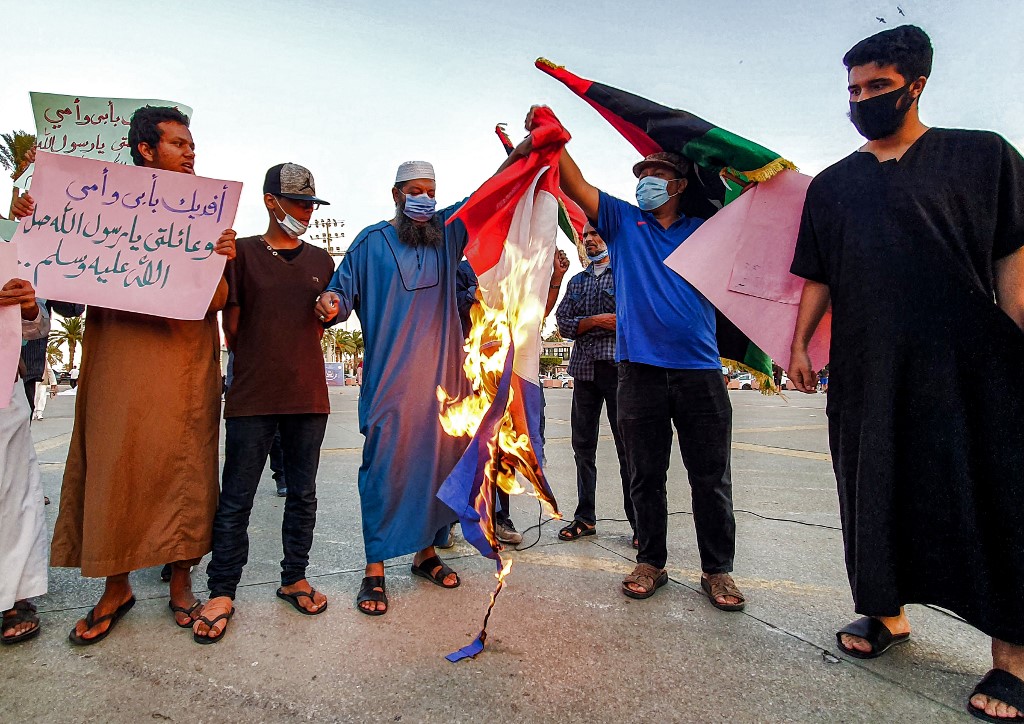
[15,151,240,320]
[664,170,831,372]
[0,242,22,409]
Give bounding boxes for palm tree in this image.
[46,340,64,369]
[321,329,338,362]
[1,131,35,179]
[350,330,364,370]
[50,316,86,369]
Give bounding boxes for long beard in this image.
[395,211,443,249]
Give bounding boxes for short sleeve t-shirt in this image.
[596,191,720,370]
[225,236,337,417]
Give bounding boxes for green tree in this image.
[46,340,64,369]
[544,329,564,343]
[539,355,562,375]
[1,131,35,179]
[50,316,85,369]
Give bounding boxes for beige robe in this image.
[50,280,227,577]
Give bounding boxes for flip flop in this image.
[968,669,1024,722]
[356,576,388,616]
[68,596,136,646]
[558,519,596,541]
[411,555,460,589]
[168,599,202,628]
[192,606,235,645]
[276,587,328,615]
[1,601,41,645]
[836,616,910,659]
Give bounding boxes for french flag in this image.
[437,108,566,562]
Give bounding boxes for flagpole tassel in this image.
[731,158,799,184]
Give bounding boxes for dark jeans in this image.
[207,413,328,600]
[269,430,285,486]
[572,361,634,529]
[617,362,735,573]
[23,379,38,415]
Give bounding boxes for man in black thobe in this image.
[788,25,1024,721]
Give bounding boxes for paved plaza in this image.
[4,387,985,722]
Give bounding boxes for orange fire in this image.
[437,245,561,550]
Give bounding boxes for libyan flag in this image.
[536,57,798,388]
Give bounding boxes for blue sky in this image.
[2,0,1022,281]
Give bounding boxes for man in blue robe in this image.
[317,161,471,615]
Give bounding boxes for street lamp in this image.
[309,218,346,257]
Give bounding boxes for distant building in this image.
[541,339,573,376]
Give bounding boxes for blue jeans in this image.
[207,414,328,600]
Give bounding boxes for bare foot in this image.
[193,596,234,641]
[359,562,386,613]
[73,574,132,641]
[839,609,911,655]
[168,561,201,626]
[413,546,458,587]
[279,578,327,613]
[969,639,1024,720]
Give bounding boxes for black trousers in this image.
[571,361,633,530]
[207,413,328,600]
[617,362,735,573]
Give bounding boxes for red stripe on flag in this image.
[534,58,661,158]
[450,107,571,275]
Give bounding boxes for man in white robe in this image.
[1,279,50,644]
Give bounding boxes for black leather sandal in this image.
[356,576,388,616]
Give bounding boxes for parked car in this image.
[556,374,573,389]
[727,373,756,391]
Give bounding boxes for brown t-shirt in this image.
[224,236,336,417]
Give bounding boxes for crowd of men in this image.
[1,25,1021,721]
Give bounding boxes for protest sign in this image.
[15,151,240,320]
[664,170,831,372]
[17,92,194,191]
[0,241,22,409]
[32,92,193,163]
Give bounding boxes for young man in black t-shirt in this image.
[195,163,336,643]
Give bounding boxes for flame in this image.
[437,244,561,552]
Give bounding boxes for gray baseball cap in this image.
[263,162,330,205]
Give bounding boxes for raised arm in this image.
[558,148,600,223]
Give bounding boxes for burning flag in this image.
[495,123,588,266]
[436,107,566,661]
[535,57,798,390]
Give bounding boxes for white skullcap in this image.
[395,161,435,184]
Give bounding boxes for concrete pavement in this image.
[4,387,987,722]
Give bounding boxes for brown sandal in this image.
[701,573,746,611]
[621,563,668,599]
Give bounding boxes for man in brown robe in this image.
[15,106,237,643]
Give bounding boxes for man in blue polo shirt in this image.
[512,108,744,610]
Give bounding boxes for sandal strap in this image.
[284,589,317,601]
[416,555,444,575]
[361,575,386,590]
[12,600,37,613]
[196,610,233,628]
[704,574,745,602]
[971,669,1024,711]
[623,563,662,591]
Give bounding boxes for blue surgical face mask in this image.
[274,199,308,238]
[402,192,437,222]
[587,249,609,262]
[635,176,676,211]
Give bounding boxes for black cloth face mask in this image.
[849,83,914,141]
